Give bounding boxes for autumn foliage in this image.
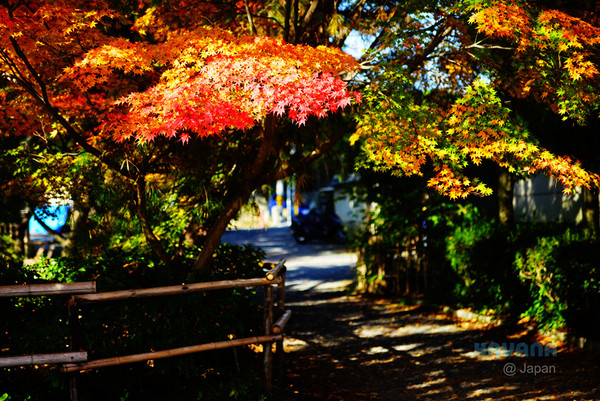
[2,0,600,261]
[352,0,600,199]
[62,29,359,143]
[0,0,359,270]
[1,3,359,143]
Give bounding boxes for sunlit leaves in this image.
[468,2,532,42]
[467,0,600,124]
[354,78,600,199]
[2,0,360,145]
[537,9,600,49]
[352,1,600,199]
[61,27,360,143]
[563,52,599,81]
[62,38,155,91]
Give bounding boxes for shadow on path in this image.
[276,297,600,400]
[222,228,600,401]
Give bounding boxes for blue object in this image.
[29,205,70,234]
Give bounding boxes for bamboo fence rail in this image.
[61,335,283,373]
[0,352,88,367]
[0,261,290,400]
[0,281,96,297]
[272,309,292,334]
[70,276,282,303]
[266,259,285,281]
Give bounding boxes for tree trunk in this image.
[191,196,246,273]
[190,116,278,273]
[583,186,599,236]
[136,176,171,266]
[498,168,514,226]
[16,209,31,256]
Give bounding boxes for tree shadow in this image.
[276,296,600,401]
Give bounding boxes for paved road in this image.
[221,226,357,299]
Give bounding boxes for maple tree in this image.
[4,0,600,271]
[349,0,600,210]
[0,0,359,271]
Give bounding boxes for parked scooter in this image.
[290,208,347,244]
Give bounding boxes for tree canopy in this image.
[0,0,359,271]
[351,0,600,199]
[2,0,600,271]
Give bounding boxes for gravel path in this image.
[222,228,600,401]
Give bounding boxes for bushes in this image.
[445,207,535,315]
[0,243,268,401]
[444,208,600,335]
[515,230,600,334]
[352,185,600,338]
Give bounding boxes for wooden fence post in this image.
[276,267,286,383]
[263,285,274,393]
[68,298,80,401]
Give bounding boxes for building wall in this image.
[513,175,583,223]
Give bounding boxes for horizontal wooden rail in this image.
[265,259,286,281]
[0,282,97,297]
[0,352,88,367]
[272,310,292,334]
[61,335,283,373]
[71,276,283,304]
[2,260,288,400]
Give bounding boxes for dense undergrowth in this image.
[0,243,268,401]
[354,196,600,339]
[445,209,600,335]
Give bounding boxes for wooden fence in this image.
[0,260,290,400]
[0,222,20,238]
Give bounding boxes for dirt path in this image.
[275,295,600,400]
[222,228,600,401]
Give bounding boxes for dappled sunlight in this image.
[364,346,390,355]
[406,377,447,390]
[282,337,309,353]
[392,343,422,352]
[286,278,354,293]
[354,322,464,338]
[280,295,600,401]
[312,279,354,292]
[466,386,519,398]
[221,227,599,401]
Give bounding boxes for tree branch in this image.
[136,175,171,265]
[5,37,137,182]
[243,0,257,35]
[9,37,51,104]
[245,114,277,183]
[301,0,319,31]
[273,124,348,181]
[292,0,300,43]
[190,115,279,273]
[284,0,293,42]
[406,19,454,73]
[466,42,515,52]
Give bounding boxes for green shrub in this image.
[444,208,600,335]
[0,234,22,261]
[0,243,268,401]
[350,172,455,296]
[514,230,600,334]
[444,206,531,314]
